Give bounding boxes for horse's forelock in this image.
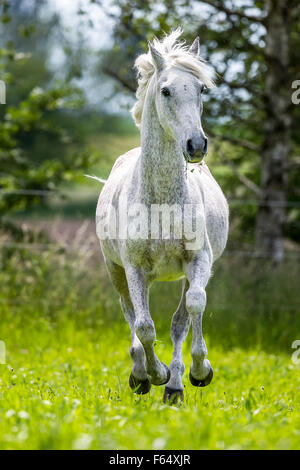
[131,28,215,127]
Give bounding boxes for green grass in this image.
[1,332,299,450]
[0,250,299,450]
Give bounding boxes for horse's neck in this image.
[138,97,186,205]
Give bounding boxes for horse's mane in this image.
[131,28,215,127]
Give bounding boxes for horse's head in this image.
[149,38,208,163]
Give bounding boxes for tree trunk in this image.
[255,0,291,263]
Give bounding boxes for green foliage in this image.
[0,249,299,449]
[0,1,98,227]
[99,0,300,244]
[0,85,98,213]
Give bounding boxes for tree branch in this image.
[286,155,300,171]
[102,66,136,93]
[208,131,260,152]
[216,145,261,197]
[199,0,266,25]
[220,76,261,95]
[291,3,300,19]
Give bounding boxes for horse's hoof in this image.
[163,386,184,405]
[151,363,170,386]
[129,374,151,394]
[189,366,213,387]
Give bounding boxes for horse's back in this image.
[98,147,140,206]
[111,147,141,173]
[96,147,141,266]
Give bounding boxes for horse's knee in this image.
[191,347,207,363]
[135,319,155,345]
[186,286,206,316]
[130,344,144,361]
[169,359,185,375]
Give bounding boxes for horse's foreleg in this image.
[163,280,190,404]
[125,264,170,386]
[106,260,150,394]
[184,248,213,387]
[120,297,152,394]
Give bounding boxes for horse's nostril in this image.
[187,139,194,156]
[203,137,208,154]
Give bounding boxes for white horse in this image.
[96,29,229,403]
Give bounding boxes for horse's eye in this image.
[161,87,170,96]
[200,84,205,94]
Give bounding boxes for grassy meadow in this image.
[1,132,299,450]
[1,0,299,452]
[0,244,299,450]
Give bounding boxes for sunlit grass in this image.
[0,316,299,450]
[0,248,299,450]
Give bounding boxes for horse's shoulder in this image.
[200,162,214,178]
[191,162,220,189]
[191,162,214,179]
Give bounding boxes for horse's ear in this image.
[148,41,165,72]
[189,37,200,56]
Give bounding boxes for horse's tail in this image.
[84,174,107,184]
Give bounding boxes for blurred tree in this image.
[97,0,300,262]
[0,0,98,236]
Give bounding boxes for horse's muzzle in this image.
[185,136,208,163]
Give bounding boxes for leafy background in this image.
[0,0,299,450]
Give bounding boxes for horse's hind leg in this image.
[163,280,190,404]
[106,260,150,394]
[125,264,170,386]
[184,248,214,387]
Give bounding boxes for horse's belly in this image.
[156,272,185,282]
[146,241,185,282]
[152,257,184,282]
